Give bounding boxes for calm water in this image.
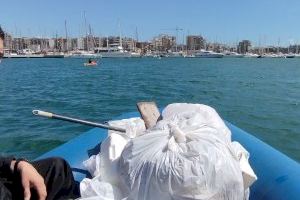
[0,57,299,161]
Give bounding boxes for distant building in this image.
[289,45,300,54]
[122,37,136,51]
[107,36,122,47]
[0,26,4,57]
[3,32,13,51]
[237,40,251,54]
[206,42,226,53]
[48,39,55,50]
[136,41,151,54]
[70,38,78,50]
[77,37,85,50]
[12,38,26,51]
[151,34,175,52]
[92,37,103,49]
[186,35,205,50]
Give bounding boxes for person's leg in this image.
[31,157,80,200]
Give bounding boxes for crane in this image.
[161,26,184,52]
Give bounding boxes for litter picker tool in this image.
[32,110,126,133]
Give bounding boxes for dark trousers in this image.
[0,157,80,200]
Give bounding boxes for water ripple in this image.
[0,58,300,160]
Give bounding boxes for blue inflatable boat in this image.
[37,111,300,200]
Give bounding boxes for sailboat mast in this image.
[83,11,88,51]
[89,24,93,51]
[65,20,68,52]
[135,27,139,52]
[118,20,122,47]
[106,36,109,48]
[277,38,280,54]
[55,32,58,53]
[135,27,139,42]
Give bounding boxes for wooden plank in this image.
[137,102,161,129]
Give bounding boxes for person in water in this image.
[0,156,80,200]
[87,58,97,65]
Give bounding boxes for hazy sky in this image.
[1,0,299,46]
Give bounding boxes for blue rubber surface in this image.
[38,112,300,200]
[227,122,300,200]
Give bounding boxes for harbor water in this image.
[0,57,299,162]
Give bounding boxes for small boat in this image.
[84,62,97,66]
[37,110,300,200]
[84,60,98,66]
[285,54,295,58]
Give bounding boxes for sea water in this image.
[0,57,299,161]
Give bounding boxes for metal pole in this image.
[32,110,126,133]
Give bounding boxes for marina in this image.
[3,51,300,58]
[1,1,300,199]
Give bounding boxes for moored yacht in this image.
[94,45,132,58]
[285,53,295,58]
[223,51,244,58]
[69,50,101,58]
[243,53,259,58]
[194,50,224,58]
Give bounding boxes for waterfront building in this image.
[53,37,64,52]
[289,45,300,54]
[151,34,176,52]
[76,37,84,50]
[48,38,55,50]
[13,38,27,51]
[0,26,4,57]
[171,44,186,52]
[186,35,205,51]
[56,38,73,52]
[136,42,151,54]
[3,32,13,52]
[63,39,72,52]
[264,46,279,54]
[92,37,103,49]
[237,40,251,54]
[122,37,137,51]
[28,37,42,52]
[107,36,122,47]
[206,42,225,53]
[70,38,78,51]
[85,35,94,51]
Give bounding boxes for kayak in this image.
[37,111,300,200]
[84,62,97,66]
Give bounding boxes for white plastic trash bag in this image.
[80,103,257,200]
[80,117,146,199]
[119,103,256,200]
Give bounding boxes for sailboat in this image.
[70,12,101,58]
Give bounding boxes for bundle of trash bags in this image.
[79,103,257,200]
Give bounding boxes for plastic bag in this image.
[80,103,257,200]
[119,103,255,200]
[80,117,146,199]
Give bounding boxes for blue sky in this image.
[1,0,300,46]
